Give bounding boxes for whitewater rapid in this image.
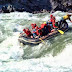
[0,11,72,72]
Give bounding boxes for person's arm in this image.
[71,21,72,22]
[69,16,72,22]
[20,32,25,36]
[69,18,71,21]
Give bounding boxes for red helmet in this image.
[31,23,37,29]
[31,23,36,26]
[50,14,53,17]
[31,23,34,26]
[34,23,36,27]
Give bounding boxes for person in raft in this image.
[51,16,59,32]
[31,23,42,38]
[47,15,58,32]
[46,14,54,29]
[31,24,39,38]
[40,22,51,36]
[59,14,72,28]
[22,27,33,38]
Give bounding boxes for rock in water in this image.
[0,0,72,13]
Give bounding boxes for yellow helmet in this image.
[43,22,46,24]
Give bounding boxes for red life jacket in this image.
[49,14,53,22]
[50,18,53,22]
[26,31,31,36]
[31,23,37,29]
[32,26,39,33]
[23,28,31,36]
[52,17,57,28]
[34,24,36,27]
[41,23,47,29]
[35,26,39,29]
[36,28,42,35]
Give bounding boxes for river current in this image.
[0,11,72,72]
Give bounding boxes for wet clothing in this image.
[47,15,54,29]
[46,21,53,30]
[31,25,39,38]
[46,22,52,26]
[40,23,51,36]
[35,26,39,30]
[55,23,58,27]
[32,29,37,38]
[52,20,57,28]
[58,15,71,28]
[41,23,47,35]
[36,28,42,36]
[23,29,32,37]
[63,15,71,20]
[52,17,58,29]
[41,23,47,29]
[50,14,53,23]
[50,18,53,23]
[48,25,51,32]
[31,23,37,29]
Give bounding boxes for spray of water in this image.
[0,11,72,72]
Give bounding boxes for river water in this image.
[0,11,72,72]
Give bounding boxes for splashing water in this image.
[0,11,72,72]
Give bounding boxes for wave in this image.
[0,11,72,72]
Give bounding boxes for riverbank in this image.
[0,0,72,13]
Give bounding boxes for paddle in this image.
[57,29,64,34]
[39,38,45,44]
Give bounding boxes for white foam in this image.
[41,15,50,21]
[0,31,2,36]
[0,43,72,72]
[0,11,72,72]
[53,11,66,16]
[0,12,40,20]
[0,32,24,61]
[54,43,72,66]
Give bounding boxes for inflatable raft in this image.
[18,22,68,45]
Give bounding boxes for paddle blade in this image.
[58,30,64,34]
[39,38,45,44]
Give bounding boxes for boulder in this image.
[0,0,72,13]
